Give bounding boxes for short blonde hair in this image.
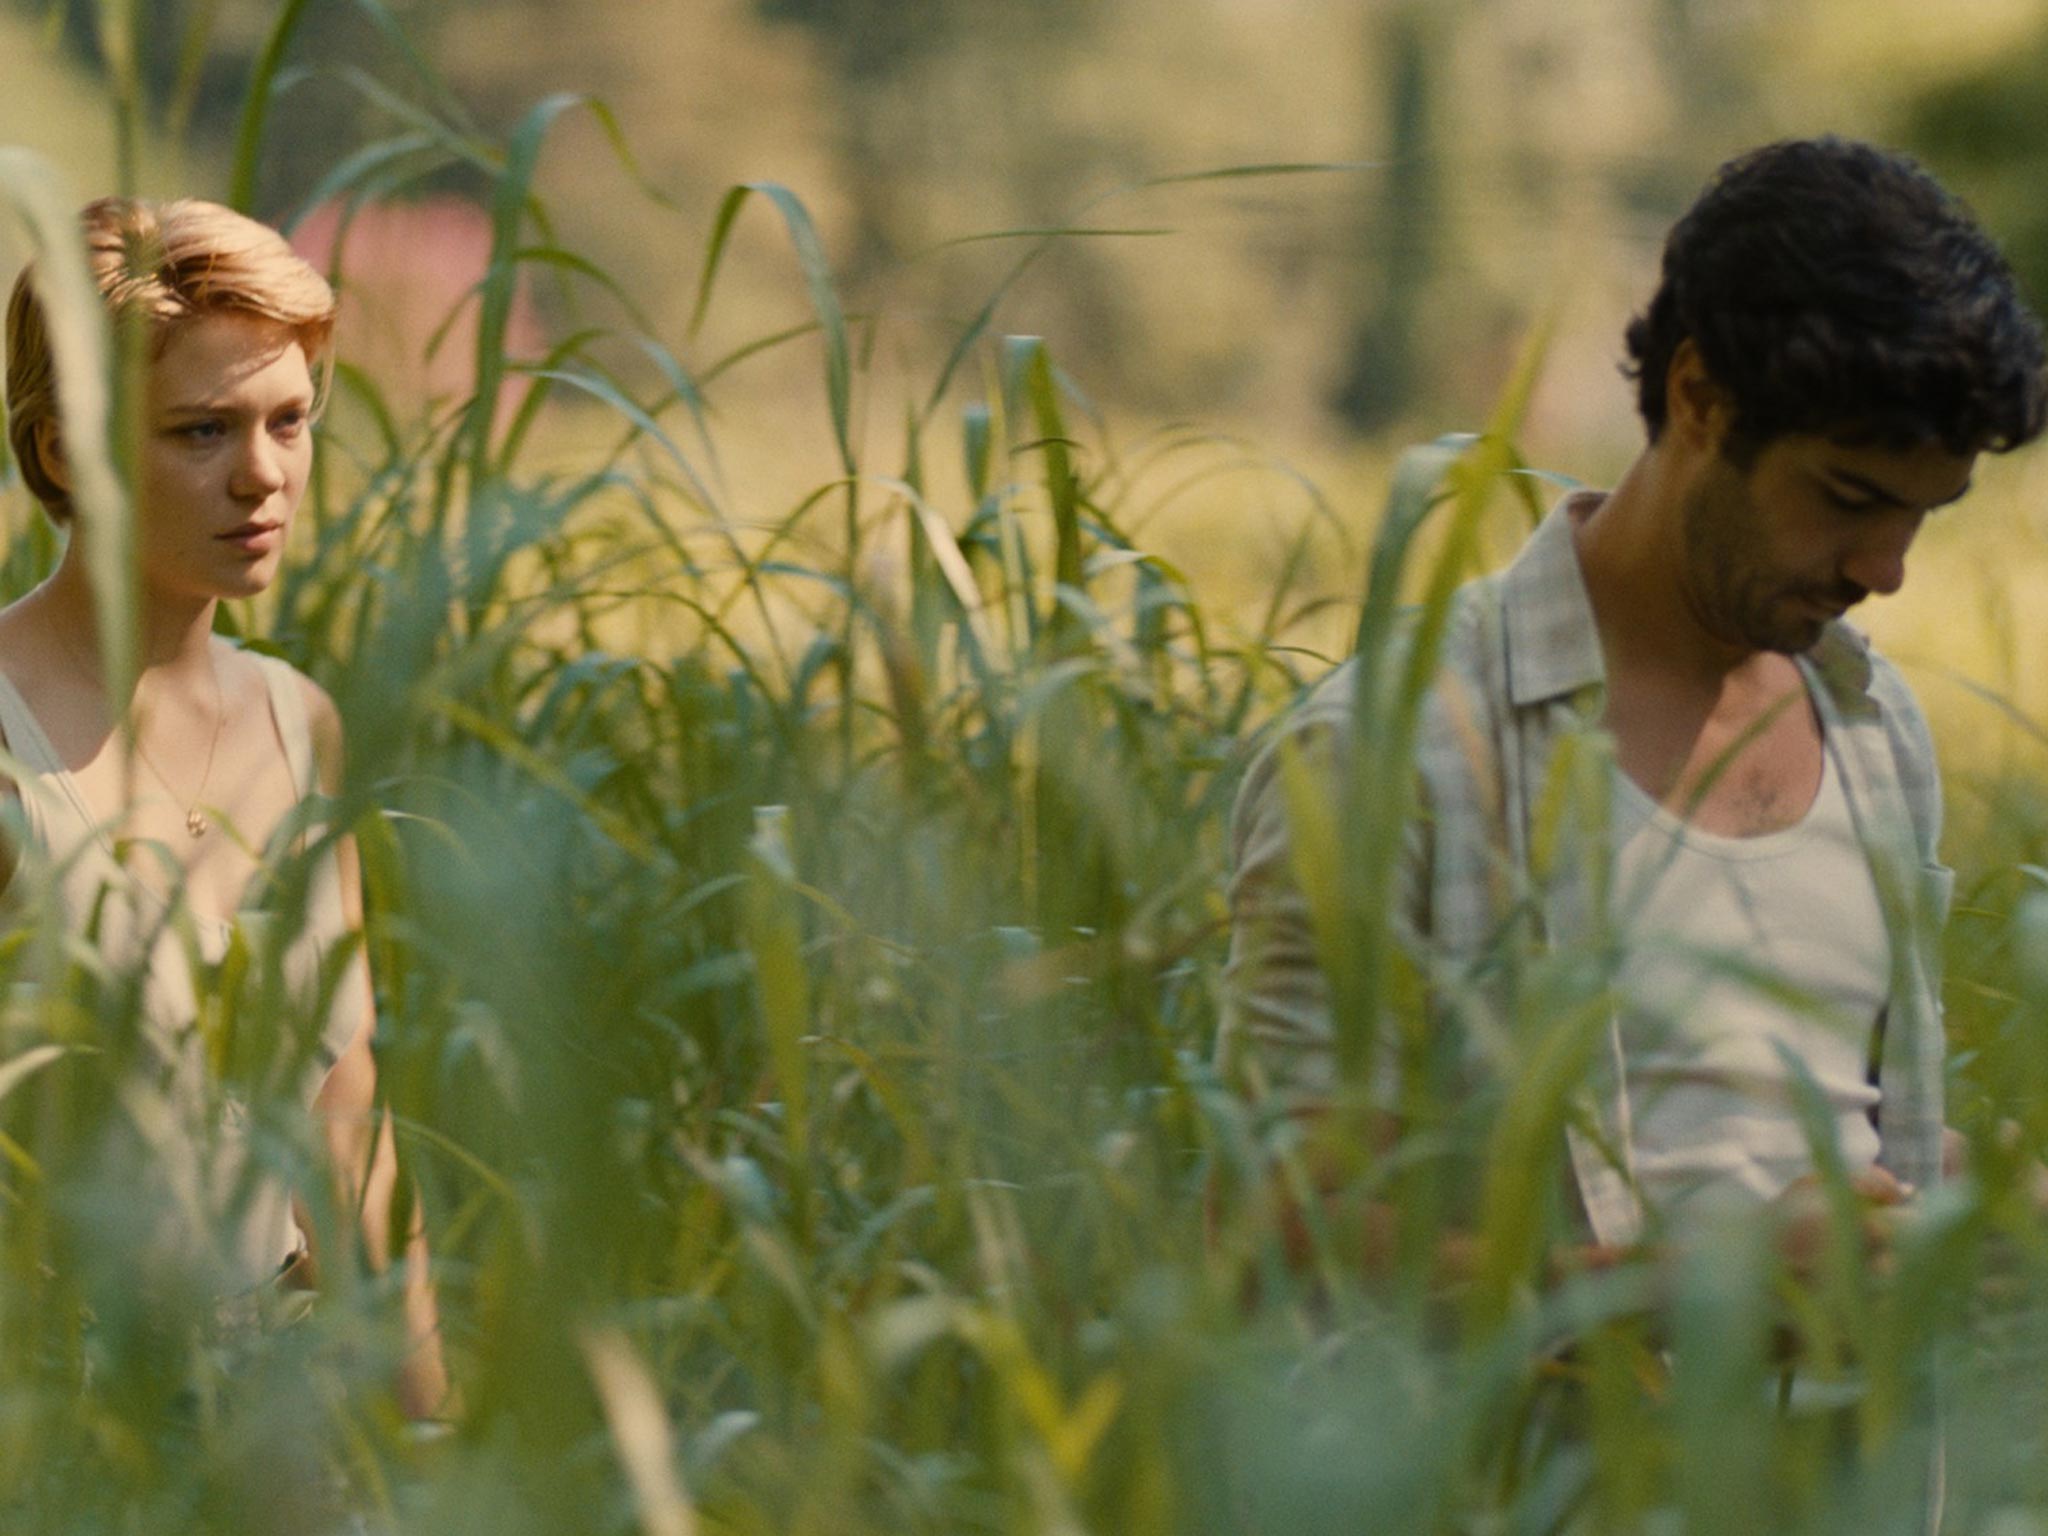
[5,197,337,520]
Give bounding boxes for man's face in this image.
[1678,432,1978,655]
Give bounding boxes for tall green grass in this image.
[1,8,2047,1533]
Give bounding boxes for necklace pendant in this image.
[185,809,208,839]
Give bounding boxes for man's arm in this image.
[1219,713,1347,1109]
[1218,675,1640,1291]
[1218,694,1478,1282]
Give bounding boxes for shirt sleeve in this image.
[1219,717,1341,1105]
[1862,650,1945,865]
[1219,703,1430,1113]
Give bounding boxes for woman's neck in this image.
[39,545,219,694]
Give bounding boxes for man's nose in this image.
[1841,514,1922,598]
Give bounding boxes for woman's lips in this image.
[216,519,283,553]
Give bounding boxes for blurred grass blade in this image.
[465,91,583,484]
[0,1044,69,1106]
[746,807,813,1247]
[922,161,1370,419]
[277,132,445,235]
[165,0,223,140]
[93,0,140,194]
[691,183,853,471]
[580,1327,699,1536]
[0,149,135,703]
[1003,338,1084,600]
[347,0,486,137]
[228,0,314,211]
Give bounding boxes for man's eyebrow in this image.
[1826,467,1973,508]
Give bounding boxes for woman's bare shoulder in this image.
[0,594,56,679]
[275,656,344,790]
[216,644,345,782]
[0,601,44,799]
[0,599,71,764]
[295,670,344,783]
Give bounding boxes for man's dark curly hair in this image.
[1625,137,2048,460]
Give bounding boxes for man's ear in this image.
[1664,338,1735,453]
[30,417,68,494]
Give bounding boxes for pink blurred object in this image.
[292,197,544,431]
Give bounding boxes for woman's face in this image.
[139,310,314,604]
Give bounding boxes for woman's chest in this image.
[64,714,304,922]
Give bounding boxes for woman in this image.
[0,197,446,1415]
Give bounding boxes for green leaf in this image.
[0,150,135,703]
[690,183,852,471]
[229,0,315,212]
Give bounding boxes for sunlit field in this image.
[4,6,2048,1534]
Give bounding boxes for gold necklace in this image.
[58,631,226,839]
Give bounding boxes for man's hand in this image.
[1771,1164,1913,1280]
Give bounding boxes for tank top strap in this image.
[250,653,318,800]
[0,669,59,773]
[0,667,102,855]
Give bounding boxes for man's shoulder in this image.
[1293,572,1512,726]
[1236,572,1513,826]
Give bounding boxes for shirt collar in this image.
[1502,490,1607,706]
[1803,613,1876,703]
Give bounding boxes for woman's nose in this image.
[230,431,287,499]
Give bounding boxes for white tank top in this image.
[0,650,369,1294]
[1613,743,1889,1219]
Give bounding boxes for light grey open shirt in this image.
[1220,493,1953,1247]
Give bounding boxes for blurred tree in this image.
[753,0,1090,285]
[1899,29,2048,312]
[756,0,960,83]
[1329,0,1442,434]
[1629,0,1768,216]
[10,0,505,218]
[756,0,991,278]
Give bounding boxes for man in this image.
[1220,138,2047,1268]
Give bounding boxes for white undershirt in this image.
[1613,741,1889,1220]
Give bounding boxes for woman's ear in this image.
[31,417,68,494]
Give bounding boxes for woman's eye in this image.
[1827,489,1877,512]
[272,409,308,439]
[175,419,225,441]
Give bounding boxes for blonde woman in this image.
[0,197,446,1415]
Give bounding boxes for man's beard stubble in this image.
[1678,469,1864,657]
